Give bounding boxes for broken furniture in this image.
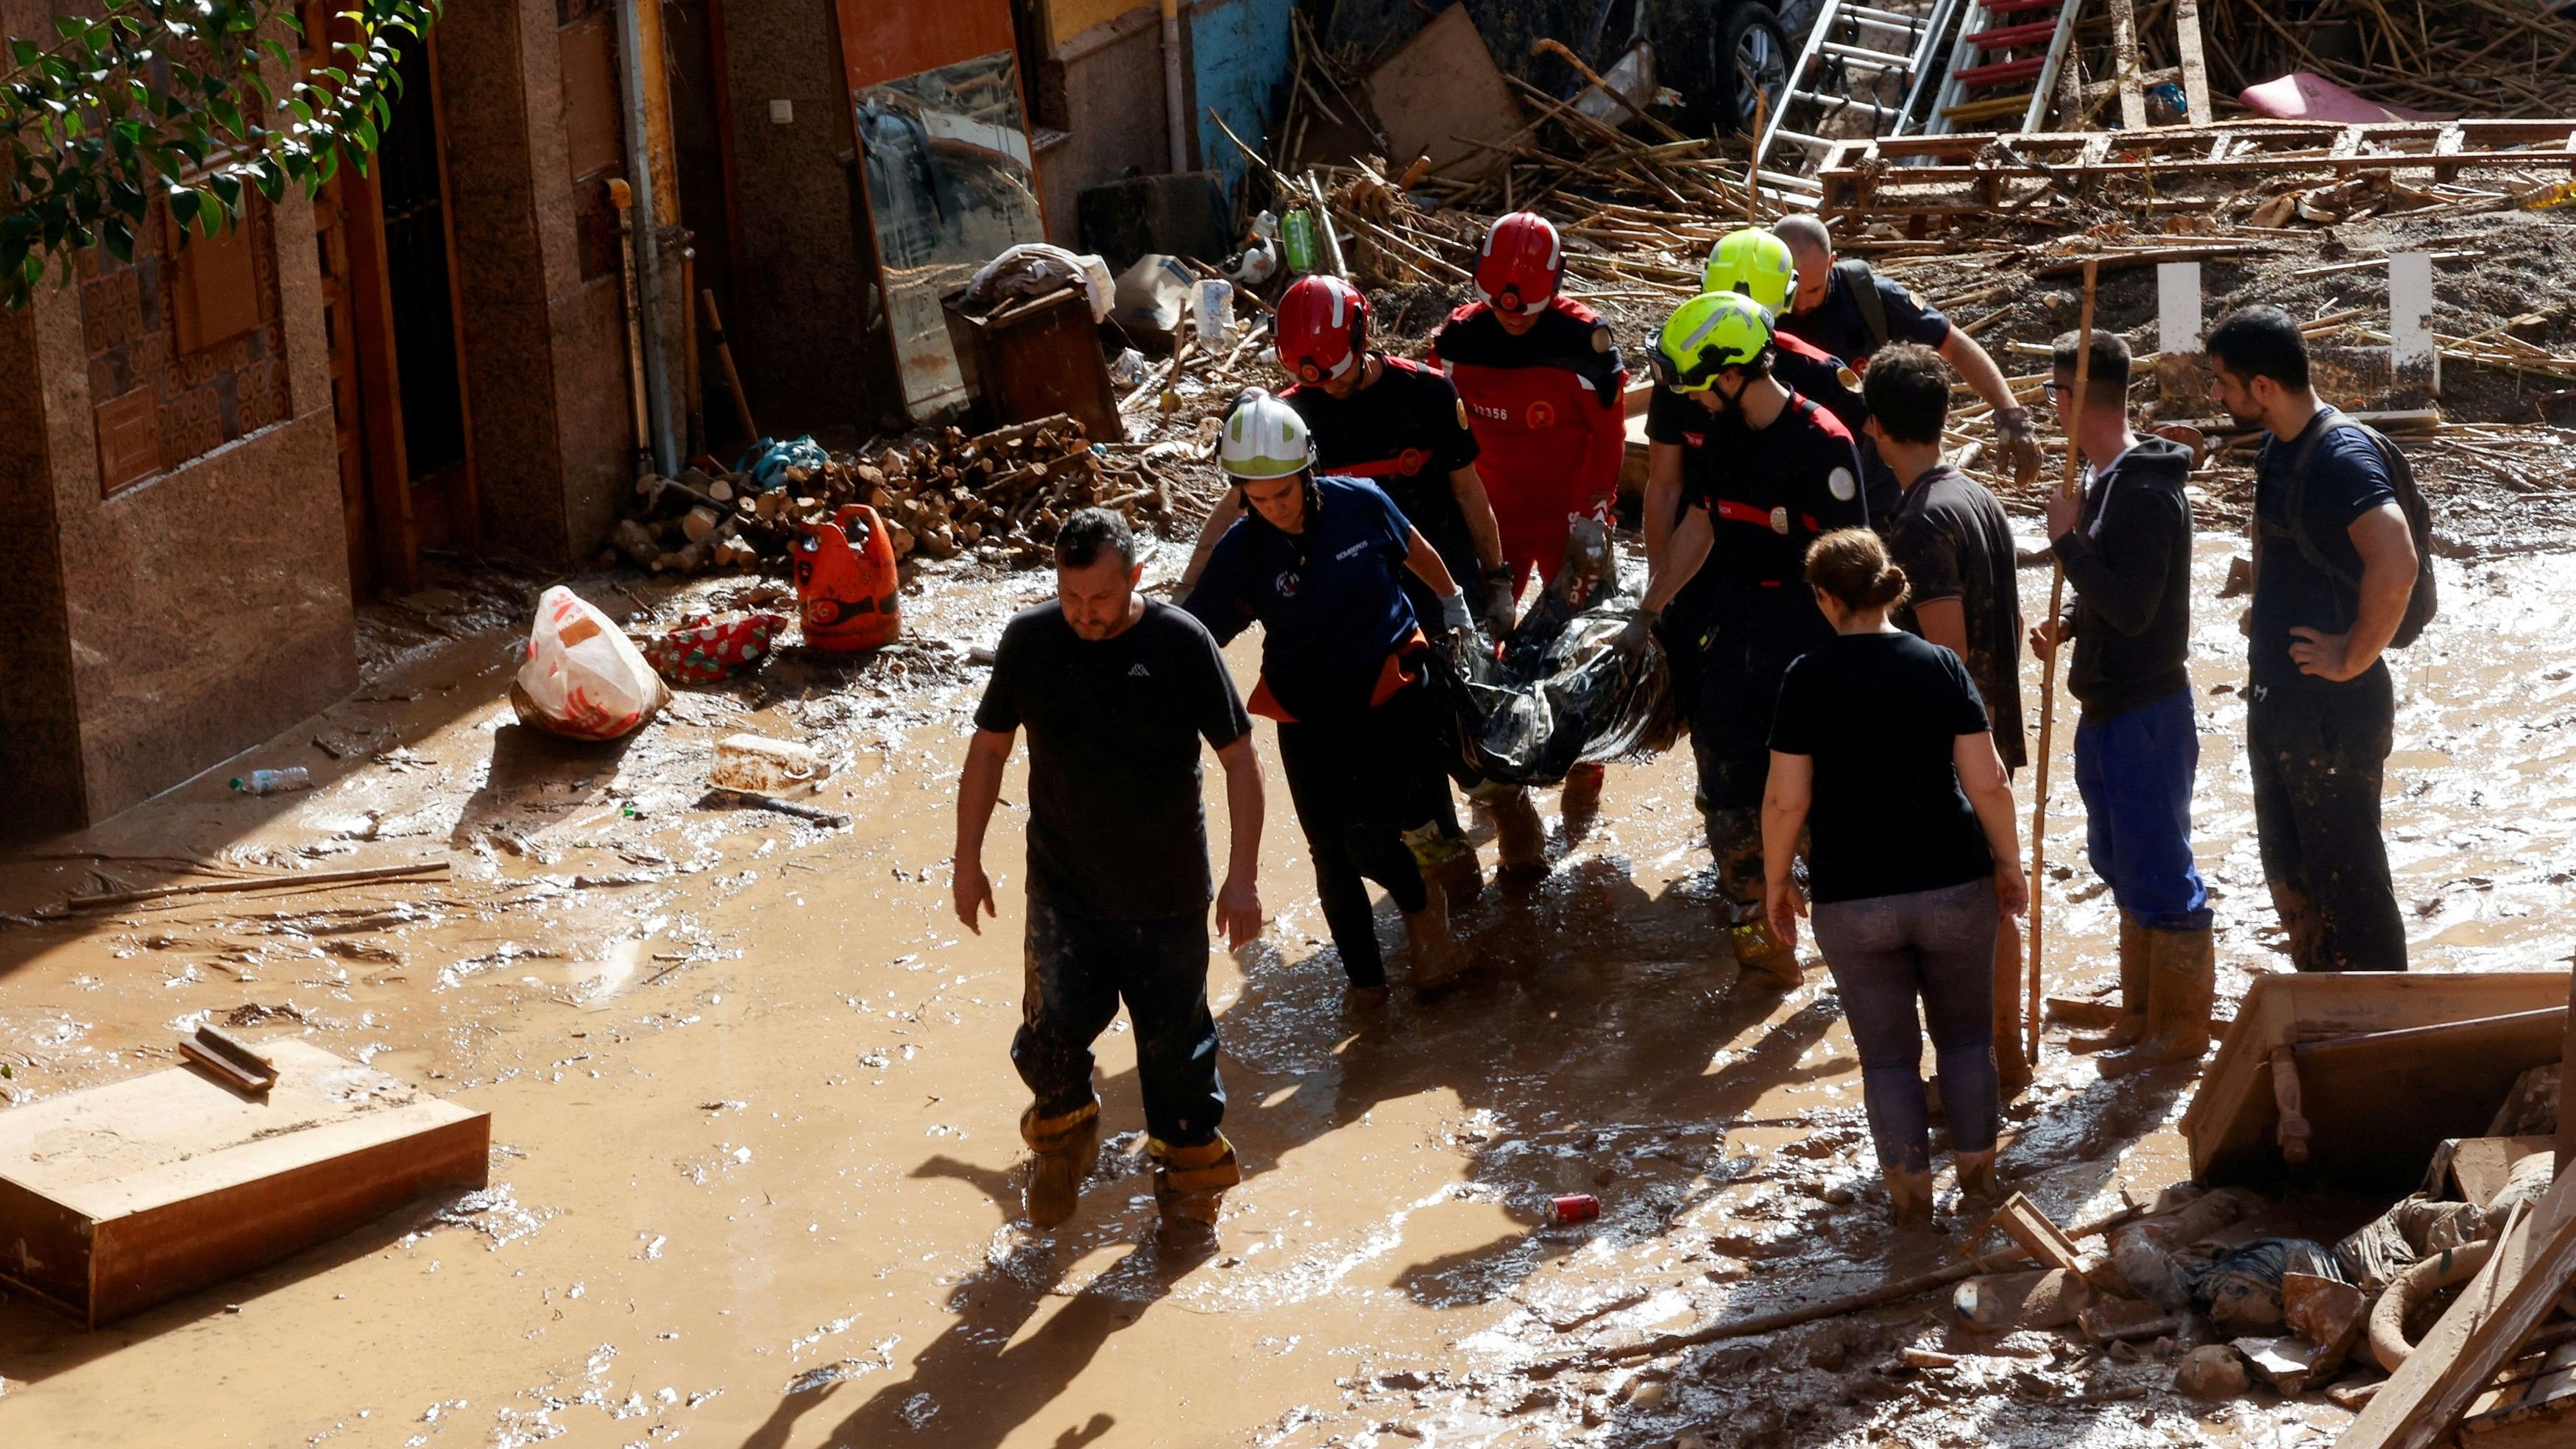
[941,282,1121,444]
[2182,971,2569,1192]
[0,1038,489,1327]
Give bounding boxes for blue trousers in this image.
[2073,688,2213,932]
[1012,897,1225,1147]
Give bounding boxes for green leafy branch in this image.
[1,0,440,306]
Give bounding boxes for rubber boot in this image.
[1474,782,1547,881]
[1886,1166,1936,1227]
[1404,821,1484,908]
[2072,911,2151,1055]
[1150,1133,1242,1248]
[1019,1098,1101,1230]
[1953,1148,2002,1208]
[1708,809,1801,989]
[1729,918,1803,990]
[1403,888,1468,992]
[2098,926,2215,1077]
[1560,761,1607,825]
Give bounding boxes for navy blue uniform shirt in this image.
[1777,263,1952,367]
[1182,476,1422,722]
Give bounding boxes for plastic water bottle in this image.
[1194,278,1234,344]
[229,767,312,795]
[1281,209,1317,274]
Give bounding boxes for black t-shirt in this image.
[973,600,1251,920]
[1769,631,1995,905]
[1777,263,1952,366]
[1652,390,1869,626]
[2251,411,2399,693]
[1888,464,2026,770]
[1284,355,1481,566]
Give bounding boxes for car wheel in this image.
[1711,4,1791,136]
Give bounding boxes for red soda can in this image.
[1549,1193,1601,1225]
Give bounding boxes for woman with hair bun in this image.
[1759,528,2029,1226]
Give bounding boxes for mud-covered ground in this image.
[2,469,2573,1449]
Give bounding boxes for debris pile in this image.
[610,416,1204,579]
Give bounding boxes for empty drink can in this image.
[1549,1194,1601,1225]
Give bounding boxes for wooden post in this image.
[2156,260,2205,408]
[2026,258,2100,1067]
[2107,0,2149,131]
[698,289,759,446]
[2173,0,2211,124]
[2557,957,2575,1174]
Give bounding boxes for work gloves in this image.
[1995,406,2042,488]
[1613,606,1660,656]
[1437,589,1476,637]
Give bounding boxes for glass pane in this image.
[854,49,1047,419]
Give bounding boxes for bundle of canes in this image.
[2023,257,2099,1068]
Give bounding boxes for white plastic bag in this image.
[512,586,670,740]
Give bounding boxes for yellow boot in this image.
[1019,1099,1101,1230]
[1150,1133,1242,1246]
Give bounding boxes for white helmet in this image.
[1218,389,1313,481]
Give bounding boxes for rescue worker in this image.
[955,509,1264,1245]
[1182,392,1476,997]
[1770,214,2043,489]
[1697,227,1894,520]
[1181,274,1516,894]
[1428,211,1629,834]
[1625,292,1869,987]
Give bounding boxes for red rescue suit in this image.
[1429,297,1629,589]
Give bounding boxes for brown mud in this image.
[1,513,2570,1447]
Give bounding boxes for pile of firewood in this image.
[610,414,1196,578]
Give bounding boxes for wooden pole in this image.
[698,289,760,447]
[2025,257,2098,1067]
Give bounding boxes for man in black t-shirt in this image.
[957,509,1265,1244]
[1860,344,2031,1092]
[2209,306,2418,974]
[1631,293,1869,988]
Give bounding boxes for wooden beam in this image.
[2558,960,2576,1175]
[2106,0,2148,130]
[2172,0,2210,123]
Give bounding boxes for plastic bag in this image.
[2187,1238,2346,1333]
[1432,520,1681,787]
[737,435,830,494]
[512,586,670,741]
[963,242,1114,322]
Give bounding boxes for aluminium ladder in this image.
[1924,0,2085,136]
[1752,0,1969,199]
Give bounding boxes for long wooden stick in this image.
[2025,258,2098,1066]
[66,861,451,911]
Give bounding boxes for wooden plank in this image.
[0,1040,488,1326]
[2450,1137,2558,1209]
[2340,1161,2576,1449]
[2390,251,2438,394]
[2106,0,2148,130]
[2558,965,2576,1175]
[2171,0,2209,123]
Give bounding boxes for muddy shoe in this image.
[2074,910,2153,1055]
[1477,784,1548,881]
[1342,982,1392,1013]
[1953,1149,2002,1207]
[2100,927,2214,1078]
[1403,892,1469,992]
[1560,761,1607,825]
[1019,1099,1101,1230]
[1728,920,1802,991]
[1886,1166,1936,1227]
[1150,1134,1241,1247]
[1404,823,1485,907]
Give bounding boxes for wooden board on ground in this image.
[1363,4,1526,183]
[0,1038,489,1326]
[2180,970,2572,1191]
[2338,1157,2576,1449]
[2446,1136,2558,1208]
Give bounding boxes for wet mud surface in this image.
[1,523,2573,1448]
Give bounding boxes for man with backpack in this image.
[2207,305,2429,974]
[1770,215,2042,489]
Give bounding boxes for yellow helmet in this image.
[1652,292,1774,394]
[1702,228,1797,313]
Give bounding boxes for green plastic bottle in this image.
[1281,209,1317,274]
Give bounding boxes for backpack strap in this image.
[1834,258,1889,354]
[2257,407,2349,581]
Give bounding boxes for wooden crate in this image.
[0,1038,489,1326]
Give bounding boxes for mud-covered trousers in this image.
[1275,680,1440,987]
[1011,895,1225,1148]
[2247,671,2407,973]
[1675,609,1817,946]
[1810,877,2002,1174]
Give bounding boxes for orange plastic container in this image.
[792,504,901,652]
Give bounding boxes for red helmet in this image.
[1475,212,1564,314]
[1276,274,1368,384]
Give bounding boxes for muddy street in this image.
[0,524,2567,1449]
